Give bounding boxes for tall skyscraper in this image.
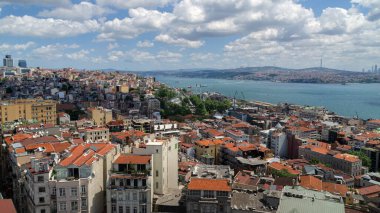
[18,59,27,68]
[3,55,13,67]
[375,64,378,73]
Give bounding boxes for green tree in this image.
[310,158,320,165]
[272,169,297,177]
[349,150,371,168]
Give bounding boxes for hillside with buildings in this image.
[1,55,380,213]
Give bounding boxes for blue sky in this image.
[0,0,379,71]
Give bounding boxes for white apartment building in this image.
[50,143,117,213]
[106,154,153,213]
[25,157,53,213]
[270,132,288,158]
[133,137,179,195]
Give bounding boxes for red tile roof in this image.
[268,162,300,175]
[114,154,151,164]
[59,143,116,167]
[188,178,231,192]
[357,185,380,197]
[0,199,17,213]
[300,175,322,191]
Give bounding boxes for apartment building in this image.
[270,131,288,158]
[106,154,153,213]
[51,143,117,213]
[299,146,362,176]
[132,137,179,195]
[89,107,112,126]
[194,139,224,165]
[224,129,249,142]
[82,127,110,142]
[185,165,233,213]
[0,99,57,124]
[25,157,53,213]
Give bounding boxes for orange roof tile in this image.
[269,162,300,175]
[25,143,55,153]
[357,185,380,196]
[188,178,231,192]
[114,154,151,164]
[51,142,71,153]
[15,147,26,154]
[59,143,116,166]
[334,153,360,163]
[310,147,329,155]
[322,182,348,197]
[300,175,322,191]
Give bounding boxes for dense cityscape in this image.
[1,54,380,213]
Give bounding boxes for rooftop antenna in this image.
[320,57,323,69]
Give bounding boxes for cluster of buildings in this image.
[2,66,380,213]
[1,55,32,77]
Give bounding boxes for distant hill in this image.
[139,66,380,84]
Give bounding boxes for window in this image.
[71,201,78,210]
[125,192,130,201]
[59,188,66,197]
[203,190,215,198]
[52,187,56,195]
[134,179,138,187]
[40,209,46,213]
[71,187,78,196]
[133,192,137,201]
[38,187,46,193]
[142,179,146,186]
[156,170,159,177]
[81,198,87,209]
[37,176,44,182]
[81,185,86,195]
[156,182,158,189]
[59,202,66,211]
[119,206,123,213]
[133,207,137,213]
[126,206,130,213]
[189,190,201,196]
[118,192,123,201]
[217,191,229,197]
[112,205,116,213]
[139,192,146,203]
[141,205,147,213]
[39,197,45,203]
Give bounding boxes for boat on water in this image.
[187,85,192,88]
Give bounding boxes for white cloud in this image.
[38,2,112,21]
[107,49,182,63]
[319,7,367,34]
[137,40,154,48]
[97,8,175,41]
[156,50,182,62]
[96,0,175,9]
[352,0,380,21]
[0,0,71,7]
[0,15,100,37]
[32,43,79,59]
[107,42,119,50]
[0,41,35,51]
[155,34,203,48]
[66,49,90,60]
[107,50,125,61]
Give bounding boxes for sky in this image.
[0,0,379,71]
